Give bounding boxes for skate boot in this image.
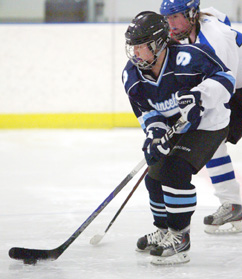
[204,203,242,234]
[136,228,167,252]
[150,226,190,265]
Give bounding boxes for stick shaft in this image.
[104,167,148,233]
[60,160,146,250]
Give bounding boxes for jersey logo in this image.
[148,93,178,113]
[176,51,192,66]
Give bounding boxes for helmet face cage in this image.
[172,8,198,40]
[125,41,157,70]
[125,12,170,70]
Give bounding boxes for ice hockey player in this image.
[160,0,242,234]
[122,11,235,265]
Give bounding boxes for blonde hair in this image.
[198,12,214,20]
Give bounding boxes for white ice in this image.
[0,128,242,279]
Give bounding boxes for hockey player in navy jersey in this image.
[122,11,235,265]
[160,0,242,234]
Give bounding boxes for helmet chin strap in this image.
[146,41,167,68]
[152,48,164,66]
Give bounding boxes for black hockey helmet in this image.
[125,11,170,69]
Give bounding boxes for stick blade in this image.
[89,234,104,245]
[9,247,59,263]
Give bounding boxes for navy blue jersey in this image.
[122,43,235,134]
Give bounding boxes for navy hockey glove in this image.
[176,89,204,123]
[142,127,170,166]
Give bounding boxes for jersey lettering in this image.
[176,52,192,66]
[148,93,178,113]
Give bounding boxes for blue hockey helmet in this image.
[160,0,200,16]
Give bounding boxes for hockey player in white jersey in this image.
[160,0,242,234]
[123,11,235,264]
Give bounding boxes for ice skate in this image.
[136,228,167,252]
[150,227,190,265]
[204,203,242,234]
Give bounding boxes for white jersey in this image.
[201,7,231,25]
[181,7,242,89]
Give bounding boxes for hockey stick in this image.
[8,158,146,264]
[90,166,148,245]
[8,117,186,264]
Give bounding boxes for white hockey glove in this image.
[176,89,204,123]
[142,127,170,166]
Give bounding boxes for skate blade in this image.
[150,252,190,265]
[135,246,153,253]
[204,220,242,234]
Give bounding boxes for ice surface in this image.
[0,128,242,279]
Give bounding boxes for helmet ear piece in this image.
[156,37,167,49]
[188,7,199,22]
